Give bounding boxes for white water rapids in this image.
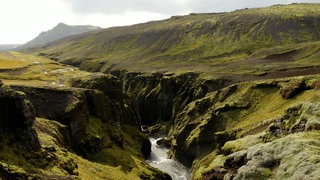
[146,137,191,180]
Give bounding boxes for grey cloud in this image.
[65,0,320,16]
[186,0,320,13]
[66,0,189,15]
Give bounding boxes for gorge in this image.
[1,3,320,179]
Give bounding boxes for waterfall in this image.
[122,79,126,94]
[146,137,191,180]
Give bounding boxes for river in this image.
[146,137,191,180]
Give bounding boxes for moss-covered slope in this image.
[29,3,320,74]
[168,74,320,179]
[0,52,170,179]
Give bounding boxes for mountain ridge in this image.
[17,23,101,51]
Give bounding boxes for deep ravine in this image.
[146,137,191,180]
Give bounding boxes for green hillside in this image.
[31,3,320,75]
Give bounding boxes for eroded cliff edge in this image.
[1,58,320,179]
[119,71,320,179]
[0,75,170,179]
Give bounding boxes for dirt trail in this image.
[219,65,320,87]
[260,66,320,79]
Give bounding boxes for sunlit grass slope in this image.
[0,51,91,86]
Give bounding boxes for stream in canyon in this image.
[146,137,191,180]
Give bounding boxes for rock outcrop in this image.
[0,73,171,179]
[0,83,41,178]
[102,69,320,179]
[10,85,90,147]
[0,83,40,149]
[3,62,317,179]
[10,72,150,158]
[122,72,227,126]
[168,75,320,179]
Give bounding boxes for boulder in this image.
[234,132,320,179]
[279,78,306,99]
[156,137,172,149]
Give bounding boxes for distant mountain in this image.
[0,44,20,51]
[17,23,101,51]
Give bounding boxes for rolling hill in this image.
[29,3,320,76]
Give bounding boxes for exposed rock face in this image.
[168,75,320,179]
[111,69,320,179]
[117,72,233,166]
[10,73,152,166]
[61,68,319,179]
[0,84,42,178]
[1,62,319,179]
[0,84,40,149]
[0,87,35,129]
[0,72,170,179]
[11,85,89,146]
[70,73,123,102]
[123,72,227,126]
[11,85,127,149]
[84,89,117,123]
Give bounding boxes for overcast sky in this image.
[0,0,319,44]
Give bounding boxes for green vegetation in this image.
[169,75,320,179]
[0,52,169,179]
[32,117,165,179]
[0,51,92,86]
[26,3,320,75]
